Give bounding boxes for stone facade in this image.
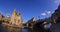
[0,9,23,27]
[0,13,3,20]
[10,9,23,26]
[28,17,36,23]
[27,17,36,28]
[51,5,60,23]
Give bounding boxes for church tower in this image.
[10,9,17,25]
[0,12,2,20]
[10,9,23,27]
[16,12,23,26]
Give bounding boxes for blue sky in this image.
[0,0,59,22]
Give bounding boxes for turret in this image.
[0,12,3,20]
[17,10,21,15]
[12,9,17,15]
[6,10,9,17]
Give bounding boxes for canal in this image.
[0,24,34,32]
[0,23,52,32]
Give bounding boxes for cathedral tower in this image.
[10,9,23,27]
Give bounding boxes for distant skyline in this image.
[0,0,60,22]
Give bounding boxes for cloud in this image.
[45,10,53,14]
[41,12,46,16]
[41,10,53,16]
[54,0,60,5]
[47,11,51,14]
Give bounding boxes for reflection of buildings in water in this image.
[1,24,32,32]
[1,24,21,32]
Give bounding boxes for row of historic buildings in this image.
[0,8,37,28]
[0,9,23,26]
[1,5,59,28]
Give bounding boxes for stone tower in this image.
[10,9,23,26]
[0,12,3,20]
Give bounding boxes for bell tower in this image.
[10,8,23,27]
[10,9,17,25]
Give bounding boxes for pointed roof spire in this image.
[6,10,9,17]
[13,8,16,12]
[33,17,36,21]
[17,9,21,15]
[12,8,17,14]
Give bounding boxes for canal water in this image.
[0,24,34,32]
[0,24,52,32]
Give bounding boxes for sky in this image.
[0,0,60,22]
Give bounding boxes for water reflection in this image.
[21,28,32,32]
[0,24,33,32]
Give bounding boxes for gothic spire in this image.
[13,8,16,12]
[17,9,21,15]
[12,8,17,14]
[6,10,9,17]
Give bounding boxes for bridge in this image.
[22,17,36,29]
[23,22,35,29]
